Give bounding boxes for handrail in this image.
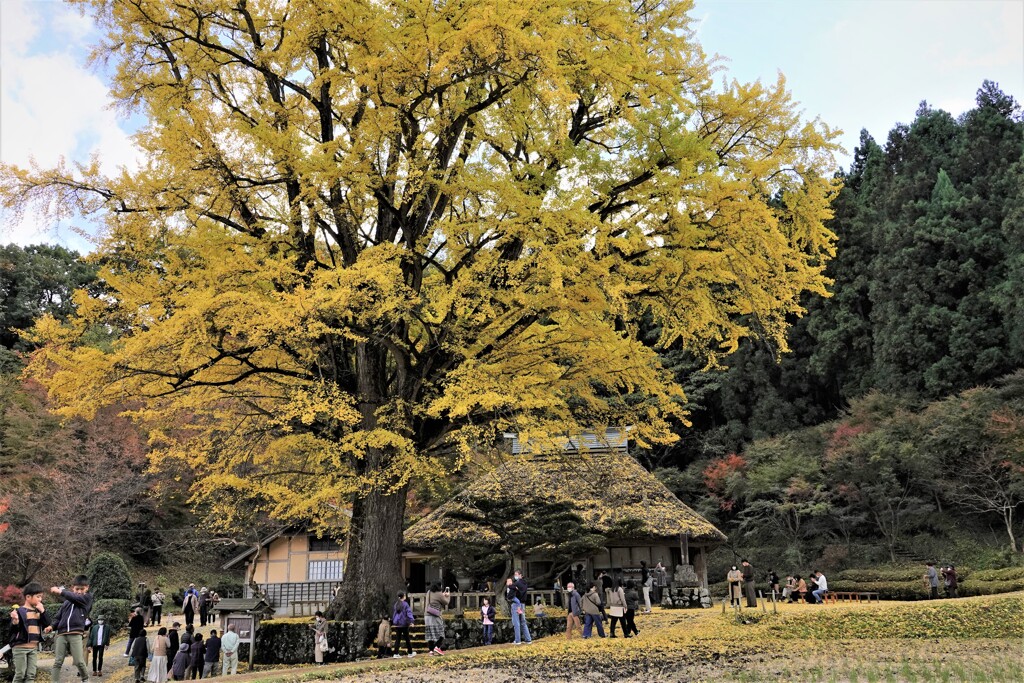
[407,589,567,615]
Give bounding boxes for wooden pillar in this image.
[679,533,689,566]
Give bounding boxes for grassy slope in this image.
[162,592,1024,683]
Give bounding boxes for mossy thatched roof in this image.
[403,453,726,550]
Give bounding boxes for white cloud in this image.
[0,0,141,249]
[935,97,976,117]
[0,0,40,60]
[51,5,96,46]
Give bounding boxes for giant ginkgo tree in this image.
[1,0,839,618]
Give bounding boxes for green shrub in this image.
[254,619,349,664]
[85,552,132,601]
[829,565,1024,600]
[968,567,1024,582]
[958,578,1024,596]
[829,581,929,601]
[90,599,132,634]
[765,595,1024,639]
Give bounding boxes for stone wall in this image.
[662,586,712,608]
[252,615,568,664]
[441,614,567,649]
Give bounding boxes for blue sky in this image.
[693,0,1024,158]
[1,0,1022,250]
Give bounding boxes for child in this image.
[390,592,414,658]
[374,617,393,659]
[9,583,51,683]
[50,575,94,683]
[533,597,546,618]
[480,598,495,646]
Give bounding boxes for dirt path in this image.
[43,609,198,682]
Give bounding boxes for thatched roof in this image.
[403,453,726,550]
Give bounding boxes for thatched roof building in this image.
[402,430,725,591]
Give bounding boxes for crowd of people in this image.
[8,575,241,683]
[726,560,960,605]
[725,560,830,605]
[15,559,962,677]
[177,585,220,628]
[126,620,241,682]
[371,567,649,658]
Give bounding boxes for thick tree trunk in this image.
[329,484,408,620]
[327,341,410,620]
[495,555,514,612]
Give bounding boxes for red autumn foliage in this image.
[1,584,23,605]
[703,453,746,511]
[829,422,869,448]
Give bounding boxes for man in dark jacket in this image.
[187,633,205,679]
[129,630,148,683]
[202,630,221,678]
[182,586,199,628]
[509,569,532,645]
[50,576,93,683]
[125,609,145,656]
[167,624,181,671]
[87,615,112,676]
[9,582,51,683]
[198,589,210,627]
[564,582,582,640]
[942,566,959,598]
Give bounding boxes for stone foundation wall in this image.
[661,586,712,608]
[253,614,568,664]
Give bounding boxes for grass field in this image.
[88,593,1024,683]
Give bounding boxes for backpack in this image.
[391,601,408,627]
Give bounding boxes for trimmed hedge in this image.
[254,619,351,665]
[829,566,1024,600]
[764,594,1024,639]
[91,599,132,634]
[85,552,133,601]
[967,567,1024,581]
[252,614,569,664]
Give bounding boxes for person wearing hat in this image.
[50,575,94,683]
[198,589,210,628]
[88,615,111,676]
[125,608,145,657]
[171,644,190,681]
